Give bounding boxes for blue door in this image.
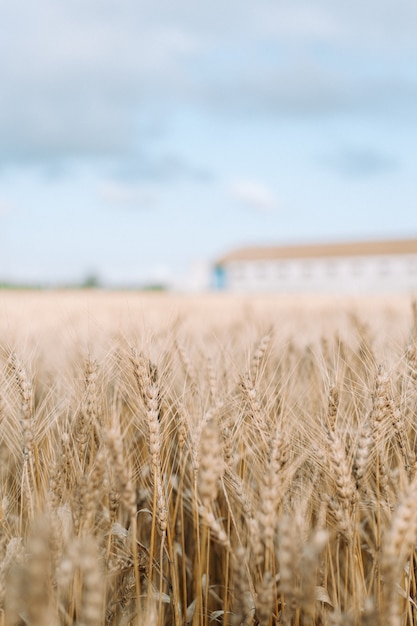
[213,265,226,289]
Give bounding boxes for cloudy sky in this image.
[1,0,417,287]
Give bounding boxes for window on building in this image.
[302,261,313,278]
[409,258,417,276]
[379,260,389,276]
[276,262,287,279]
[326,260,337,277]
[232,263,243,280]
[256,262,266,279]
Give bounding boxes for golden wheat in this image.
[0,291,415,625]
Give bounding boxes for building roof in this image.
[216,238,417,265]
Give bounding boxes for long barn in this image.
[214,238,417,293]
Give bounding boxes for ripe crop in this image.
[0,291,416,625]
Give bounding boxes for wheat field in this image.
[0,290,417,626]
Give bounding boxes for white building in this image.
[213,238,417,294]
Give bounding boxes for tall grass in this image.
[0,292,416,625]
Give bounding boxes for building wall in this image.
[220,254,417,293]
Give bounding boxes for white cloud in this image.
[230,180,277,212]
[98,181,158,208]
[1,0,417,166]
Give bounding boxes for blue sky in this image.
[0,0,417,287]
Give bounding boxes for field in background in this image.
[0,290,416,625]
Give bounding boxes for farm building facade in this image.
[213,238,417,293]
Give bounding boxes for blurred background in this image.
[0,0,416,290]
